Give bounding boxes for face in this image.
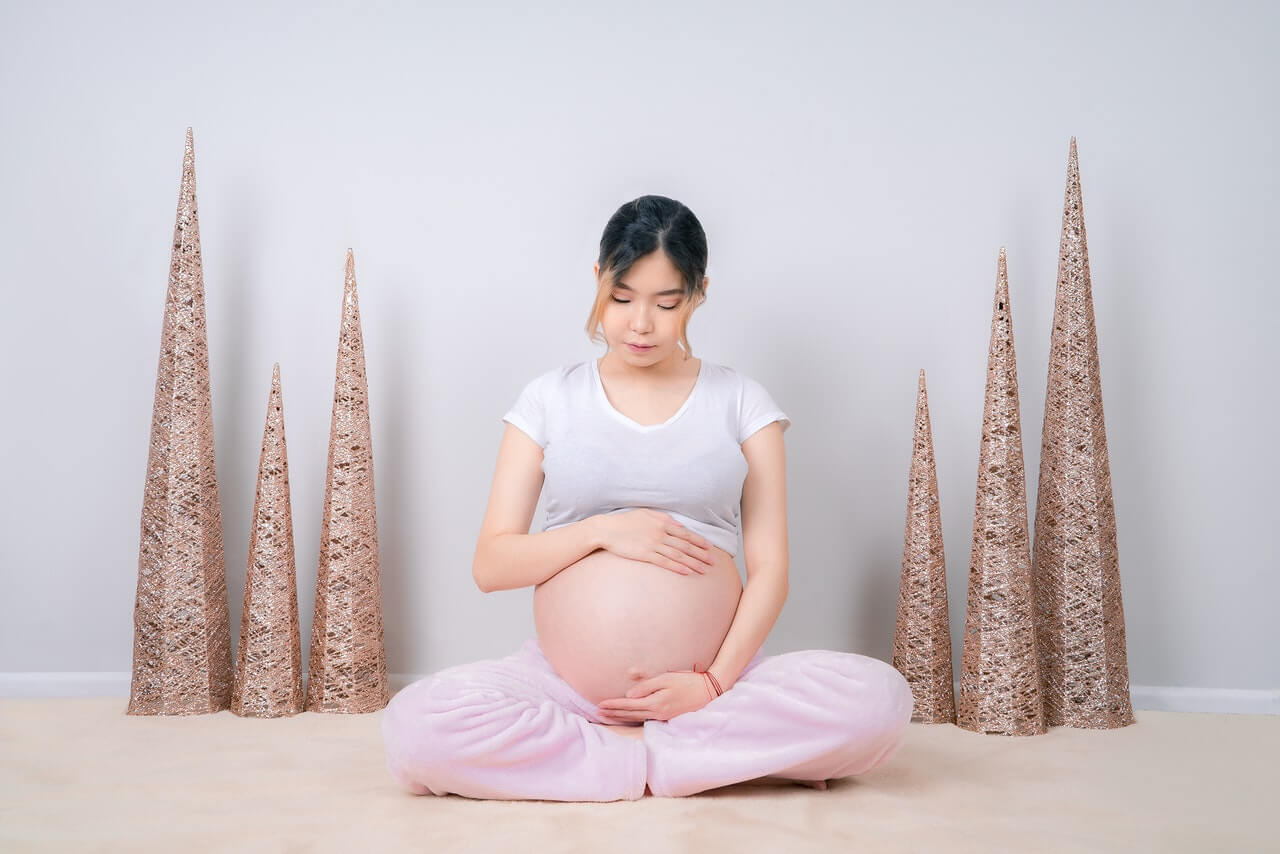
[594,250,708,367]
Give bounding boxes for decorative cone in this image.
[127,128,233,715]
[957,249,1046,736]
[892,369,955,724]
[231,363,304,717]
[305,249,389,713]
[1031,139,1135,729]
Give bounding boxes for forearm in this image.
[473,516,603,593]
[707,573,788,690]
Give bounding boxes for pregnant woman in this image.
[380,195,913,801]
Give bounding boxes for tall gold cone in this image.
[305,249,389,713]
[232,363,304,717]
[958,249,1046,736]
[128,128,233,715]
[892,369,955,724]
[1032,139,1135,729]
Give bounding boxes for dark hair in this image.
[586,195,709,356]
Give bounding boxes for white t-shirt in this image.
[501,357,790,558]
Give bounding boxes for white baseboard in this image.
[2,673,1277,715]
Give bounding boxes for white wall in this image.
[1,0,1275,709]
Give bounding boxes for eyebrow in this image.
[615,281,685,297]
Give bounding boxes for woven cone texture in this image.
[232,364,305,717]
[958,249,1046,736]
[1031,139,1135,729]
[305,250,389,713]
[892,369,955,724]
[127,128,233,715]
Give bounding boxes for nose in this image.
[628,304,656,331]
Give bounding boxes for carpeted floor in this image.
[0,700,1273,852]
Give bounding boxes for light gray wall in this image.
[1,1,1275,702]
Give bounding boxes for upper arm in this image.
[475,372,551,571]
[737,372,790,584]
[740,422,789,585]
[474,425,545,563]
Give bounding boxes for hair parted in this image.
[585,195,708,358]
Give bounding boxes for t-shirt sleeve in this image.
[502,372,550,449]
[738,373,791,444]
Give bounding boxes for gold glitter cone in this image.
[1031,139,1135,729]
[957,249,1046,736]
[127,128,233,716]
[892,369,955,724]
[231,364,305,717]
[305,249,389,713]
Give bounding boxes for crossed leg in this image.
[639,648,914,797]
[381,641,648,802]
[381,639,912,801]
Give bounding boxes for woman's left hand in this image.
[596,670,716,723]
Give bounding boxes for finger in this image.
[599,710,646,722]
[669,531,709,561]
[659,539,706,574]
[686,539,715,566]
[670,525,716,566]
[679,541,713,571]
[597,697,650,712]
[653,544,695,575]
[624,679,658,699]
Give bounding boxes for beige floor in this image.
[1,700,1274,853]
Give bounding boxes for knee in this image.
[857,656,912,735]
[805,651,913,739]
[381,674,509,782]
[864,661,912,768]
[880,661,914,732]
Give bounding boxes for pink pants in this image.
[380,637,913,801]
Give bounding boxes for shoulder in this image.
[717,363,791,441]
[711,361,761,396]
[696,357,733,383]
[524,361,579,391]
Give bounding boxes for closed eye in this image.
[612,297,678,310]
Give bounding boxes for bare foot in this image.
[793,779,829,790]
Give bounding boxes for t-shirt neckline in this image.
[591,356,705,431]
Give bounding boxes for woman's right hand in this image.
[593,509,716,575]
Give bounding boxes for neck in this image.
[600,347,693,382]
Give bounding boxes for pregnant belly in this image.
[533,544,742,707]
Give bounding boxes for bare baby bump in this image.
[533,544,743,706]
